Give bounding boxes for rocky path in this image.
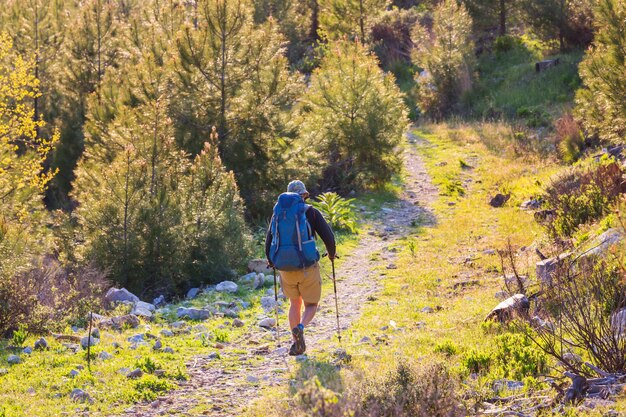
[124,132,437,417]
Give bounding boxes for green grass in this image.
[462,41,583,121]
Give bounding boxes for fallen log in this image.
[535,58,560,72]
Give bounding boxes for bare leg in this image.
[289,297,302,338]
[301,303,318,327]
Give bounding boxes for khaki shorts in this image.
[279,263,322,304]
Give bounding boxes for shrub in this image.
[462,334,547,380]
[434,340,459,356]
[312,192,358,234]
[0,258,108,335]
[556,113,585,163]
[575,0,626,145]
[288,361,464,417]
[9,324,27,347]
[519,254,626,374]
[299,39,408,191]
[541,159,623,237]
[494,35,518,54]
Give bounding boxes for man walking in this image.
[266,180,336,356]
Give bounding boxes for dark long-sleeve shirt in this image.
[265,206,336,261]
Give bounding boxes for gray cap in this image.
[287,180,309,197]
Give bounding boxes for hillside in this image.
[2,0,626,416]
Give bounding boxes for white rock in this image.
[104,287,139,305]
[80,336,99,349]
[98,351,113,360]
[215,281,238,293]
[160,329,174,337]
[153,295,166,306]
[70,388,91,403]
[259,317,276,328]
[186,288,201,299]
[7,355,20,365]
[260,296,276,312]
[177,307,212,321]
[34,337,49,350]
[248,259,273,275]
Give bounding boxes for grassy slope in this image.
[245,122,626,416]
[462,42,583,123]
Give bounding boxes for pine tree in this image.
[319,0,388,41]
[48,0,124,209]
[462,0,516,36]
[226,20,304,215]
[174,0,249,155]
[299,39,408,190]
[179,141,251,286]
[520,0,594,50]
[575,0,626,144]
[412,0,474,119]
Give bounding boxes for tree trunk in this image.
[359,0,365,40]
[499,0,506,36]
[309,0,319,42]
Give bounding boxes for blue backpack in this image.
[269,193,320,271]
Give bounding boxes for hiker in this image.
[266,180,336,356]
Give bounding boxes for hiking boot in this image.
[292,326,306,355]
[288,342,299,356]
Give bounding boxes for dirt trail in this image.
[124,132,437,417]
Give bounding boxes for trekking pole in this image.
[273,267,280,348]
[331,258,342,344]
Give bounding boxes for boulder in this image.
[160,329,174,337]
[612,308,626,337]
[22,347,32,355]
[127,334,145,344]
[232,319,245,328]
[132,301,156,319]
[584,228,624,258]
[536,253,569,286]
[239,273,265,290]
[215,281,238,293]
[222,308,240,319]
[520,199,541,210]
[70,388,92,403]
[248,259,273,275]
[177,307,212,321]
[485,294,530,323]
[186,288,201,299]
[104,287,139,305]
[69,369,80,378]
[261,296,277,312]
[153,339,162,351]
[489,193,510,208]
[153,295,166,307]
[98,351,113,361]
[163,347,175,354]
[127,368,143,379]
[99,314,141,331]
[259,317,276,329]
[80,336,99,349]
[7,355,20,365]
